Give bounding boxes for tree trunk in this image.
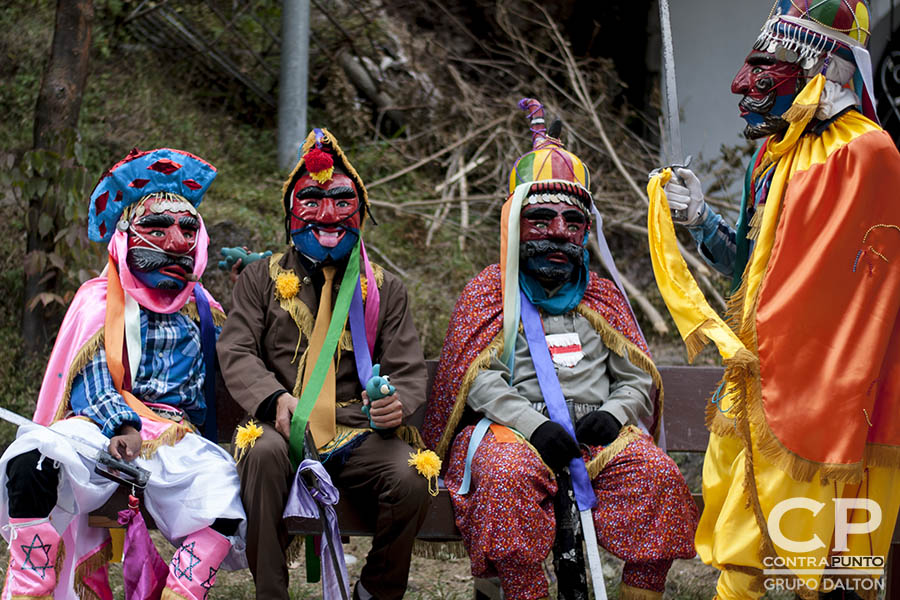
[23,0,93,354]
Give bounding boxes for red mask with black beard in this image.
[126,196,199,291]
[519,201,589,288]
[732,50,803,139]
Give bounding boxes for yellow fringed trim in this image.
[619,583,663,600]
[412,539,468,560]
[179,303,227,327]
[139,422,192,459]
[782,102,819,125]
[575,305,664,440]
[434,332,506,461]
[73,538,111,600]
[683,321,713,364]
[586,425,643,479]
[291,347,309,398]
[397,424,426,450]
[285,536,306,565]
[865,443,900,470]
[161,587,191,600]
[54,330,105,423]
[270,254,315,389]
[746,207,765,242]
[317,424,370,454]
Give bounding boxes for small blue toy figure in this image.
[362,364,395,429]
[218,247,273,272]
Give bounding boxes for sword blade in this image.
[580,509,609,600]
[0,406,102,460]
[659,0,684,165]
[0,406,151,489]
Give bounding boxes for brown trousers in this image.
[236,422,430,600]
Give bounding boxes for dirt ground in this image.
[0,515,886,599]
[0,532,833,600]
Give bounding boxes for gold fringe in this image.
[54,330,105,423]
[161,588,190,600]
[865,443,900,469]
[73,539,112,600]
[575,305,664,440]
[619,583,662,600]
[586,425,642,479]
[139,423,190,458]
[179,303,227,327]
[270,254,315,395]
[746,208,764,242]
[782,102,818,124]
[286,536,305,565]
[434,333,506,461]
[397,425,426,450]
[683,324,711,365]
[412,539,468,560]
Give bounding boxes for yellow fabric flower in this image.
[234,419,264,464]
[275,272,301,299]
[408,449,442,496]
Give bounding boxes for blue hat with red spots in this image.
[88,147,217,243]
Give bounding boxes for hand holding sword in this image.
[0,406,151,490]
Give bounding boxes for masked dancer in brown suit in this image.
[217,128,430,600]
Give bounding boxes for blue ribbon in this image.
[520,290,596,511]
[457,417,493,495]
[193,284,217,442]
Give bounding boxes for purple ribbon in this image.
[360,240,379,355]
[348,278,372,388]
[284,460,350,600]
[520,290,597,512]
[117,507,168,600]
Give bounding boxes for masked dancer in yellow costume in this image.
[647,1,900,598]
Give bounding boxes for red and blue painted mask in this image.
[732,49,802,139]
[126,195,200,291]
[289,172,362,262]
[519,187,590,287]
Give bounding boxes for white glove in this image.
[664,167,707,226]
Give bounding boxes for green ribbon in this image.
[289,240,361,469]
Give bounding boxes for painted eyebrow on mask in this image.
[522,206,586,223]
[135,214,175,228]
[179,215,199,230]
[296,185,357,200]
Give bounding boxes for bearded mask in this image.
[734,0,874,139]
[732,50,802,139]
[518,187,589,289]
[126,194,200,291]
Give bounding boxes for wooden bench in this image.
[89,363,900,597]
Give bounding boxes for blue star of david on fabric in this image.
[199,565,218,599]
[19,533,53,579]
[171,541,201,581]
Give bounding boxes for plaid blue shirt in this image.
[69,309,218,437]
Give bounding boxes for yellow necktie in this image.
[304,266,337,448]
